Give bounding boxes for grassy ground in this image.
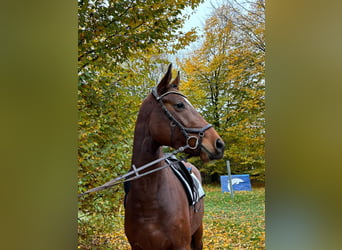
[80,185,265,249]
[202,185,265,249]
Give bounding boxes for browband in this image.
[152,87,187,101]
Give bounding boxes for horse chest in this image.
[129,181,188,223]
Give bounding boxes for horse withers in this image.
[124,64,225,250]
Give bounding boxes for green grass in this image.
[79,185,265,249]
[203,185,265,249]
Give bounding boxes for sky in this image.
[172,0,223,61]
[181,1,211,33]
[182,0,223,33]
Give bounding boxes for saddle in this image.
[124,157,205,206]
[166,156,205,206]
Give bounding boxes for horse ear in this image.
[170,71,180,90]
[157,64,172,94]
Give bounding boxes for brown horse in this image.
[124,64,225,250]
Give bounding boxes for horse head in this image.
[149,64,225,162]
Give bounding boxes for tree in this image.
[78,0,203,248]
[178,0,265,183]
[226,0,265,52]
[78,0,200,73]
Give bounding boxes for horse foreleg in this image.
[191,223,203,250]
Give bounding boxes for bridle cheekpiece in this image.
[151,87,212,151]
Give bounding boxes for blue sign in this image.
[220,174,252,192]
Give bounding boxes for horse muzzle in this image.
[213,138,225,158]
[200,138,225,162]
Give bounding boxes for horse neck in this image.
[130,97,165,184]
[129,110,169,200]
[131,127,163,171]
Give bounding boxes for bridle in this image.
[151,87,213,152]
[77,87,215,197]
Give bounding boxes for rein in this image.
[78,145,190,197]
[151,87,212,151]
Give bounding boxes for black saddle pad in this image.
[167,157,204,205]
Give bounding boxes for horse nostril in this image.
[215,139,225,150]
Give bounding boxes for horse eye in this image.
[174,102,185,109]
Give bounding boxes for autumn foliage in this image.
[78,0,265,248]
[178,0,265,183]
